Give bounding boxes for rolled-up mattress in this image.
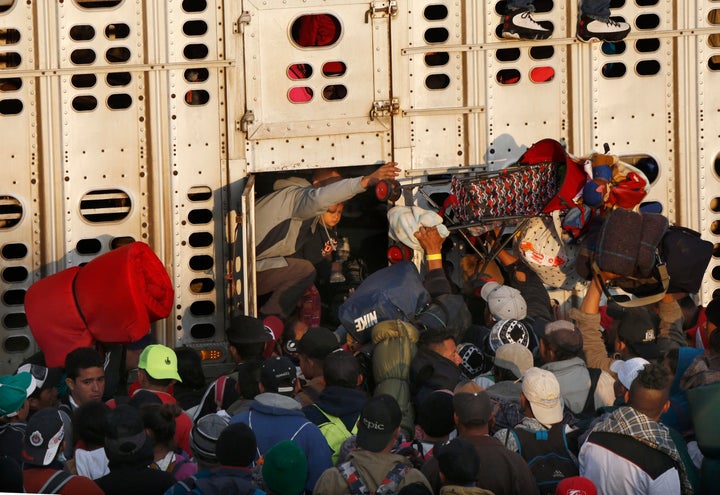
[25,266,94,367]
[74,242,173,342]
[24,242,173,366]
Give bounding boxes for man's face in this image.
[297,353,315,380]
[30,387,59,410]
[67,366,105,405]
[436,338,462,366]
[321,203,344,228]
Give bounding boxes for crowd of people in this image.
[2,160,719,495]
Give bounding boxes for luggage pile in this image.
[442,138,712,299]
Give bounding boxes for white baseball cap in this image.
[610,357,650,390]
[522,367,563,426]
[480,282,527,321]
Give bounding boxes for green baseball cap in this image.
[0,372,36,417]
[138,344,182,382]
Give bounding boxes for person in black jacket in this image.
[95,405,176,495]
[302,350,367,462]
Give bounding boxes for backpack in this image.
[509,424,579,495]
[314,405,359,464]
[337,460,411,495]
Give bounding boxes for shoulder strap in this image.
[582,368,602,416]
[38,470,75,494]
[375,463,412,495]
[593,262,670,308]
[215,375,228,409]
[337,461,371,495]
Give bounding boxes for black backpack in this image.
[509,423,579,495]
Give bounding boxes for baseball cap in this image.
[295,327,340,360]
[0,372,36,417]
[480,282,527,321]
[453,387,492,424]
[522,367,563,426]
[138,344,183,382]
[227,314,273,344]
[494,343,533,380]
[613,306,660,360]
[16,363,62,391]
[357,394,402,452]
[263,316,284,358]
[21,408,64,466]
[537,320,583,354]
[260,356,297,393]
[555,476,597,495]
[610,357,650,390]
[487,319,531,354]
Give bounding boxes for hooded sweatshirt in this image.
[230,392,332,491]
[302,385,367,431]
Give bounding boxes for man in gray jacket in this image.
[254,162,400,319]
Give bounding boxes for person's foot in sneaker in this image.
[576,15,630,42]
[501,8,553,40]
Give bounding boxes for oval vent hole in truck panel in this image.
[0,195,23,228]
[80,189,131,223]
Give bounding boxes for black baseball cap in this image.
[610,304,660,360]
[227,315,273,344]
[295,327,340,359]
[260,356,297,394]
[356,395,401,452]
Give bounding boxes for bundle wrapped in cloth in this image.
[25,242,173,367]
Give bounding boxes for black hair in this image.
[418,330,455,347]
[174,346,206,389]
[323,350,359,388]
[229,341,266,361]
[493,364,520,382]
[710,327,720,354]
[140,403,178,448]
[543,338,583,362]
[142,372,174,389]
[663,348,679,375]
[64,347,104,380]
[632,362,671,391]
[72,400,110,448]
[435,437,480,485]
[629,362,671,418]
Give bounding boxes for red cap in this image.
[263,316,284,358]
[555,476,597,495]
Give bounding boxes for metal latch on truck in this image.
[365,1,398,23]
[370,98,399,120]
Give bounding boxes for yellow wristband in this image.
[425,253,442,261]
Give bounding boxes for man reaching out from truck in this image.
[254,162,401,320]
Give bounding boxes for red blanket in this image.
[25,242,173,367]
